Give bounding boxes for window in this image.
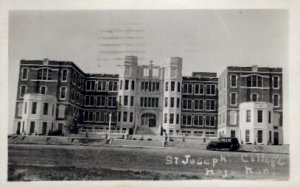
[273,94,280,107]
[130,96,134,106]
[85,95,95,106]
[75,92,80,104]
[24,102,27,114]
[182,83,193,94]
[194,99,204,110]
[229,111,237,125]
[165,97,168,107]
[39,86,46,94]
[86,80,96,91]
[182,99,192,110]
[171,68,176,77]
[37,68,53,80]
[140,97,143,107]
[58,105,65,118]
[230,93,237,105]
[119,80,123,90]
[20,85,26,98]
[210,116,216,127]
[71,89,75,101]
[273,76,280,89]
[251,93,258,102]
[164,113,168,123]
[195,84,204,95]
[205,116,210,126]
[155,98,159,107]
[268,111,272,123]
[143,68,149,76]
[125,66,130,75]
[230,75,237,87]
[77,76,81,88]
[188,84,193,94]
[84,111,94,122]
[107,97,117,107]
[72,72,77,85]
[245,130,250,142]
[152,68,159,77]
[43,103,48,115]
[118,112,121,122]
[131,80,135,90]
[113,81,118,91]
[257,130,263,143]
[206,100,215,111]
[61,69,68,82]
[206,85,216,95]
[96,96,106,107]
[176,114,180,124]
[165,82,169,91]
[32,102,37,114]
[107,81,114,91]
[149,82,153,92]
[169,113,174,124]
[258,110,263,123]
[21,67,29,80]
[97,81,106,91]
[95,111,102,122]
[52,104,54,116]
[125,80,129,90]
[194,131,203,136]
[17,103,23,116]
[156,82,160,91]
[246,75,263,87]
[170,97,175,108]
[246,110,251,122]
[177,98,180,108]
[194,115,204,126]
[130,112,134,122]
[124,95,128,106]
[30,121,35,134]
[123,112,128,122]
[182,115,192,126]
[151,98,155,107]
[177,82,181,92]
[171,81,175,91]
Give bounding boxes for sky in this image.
[8,10,288,134]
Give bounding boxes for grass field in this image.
[8,144,289,181]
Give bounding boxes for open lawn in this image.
[8,144,289,181]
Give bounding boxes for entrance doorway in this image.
[230,130,236,138]
[274,132,279,145]
[141,113,156,127]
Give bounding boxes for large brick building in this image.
[13,57,283,144]
[217,66,283,144]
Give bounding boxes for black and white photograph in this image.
[1,0,300,186]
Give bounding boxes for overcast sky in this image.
[8,10,288,133]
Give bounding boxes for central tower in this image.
[162,57,183,136]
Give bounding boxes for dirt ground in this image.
[8,144,289,181]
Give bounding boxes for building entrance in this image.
[141,113,156,127]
